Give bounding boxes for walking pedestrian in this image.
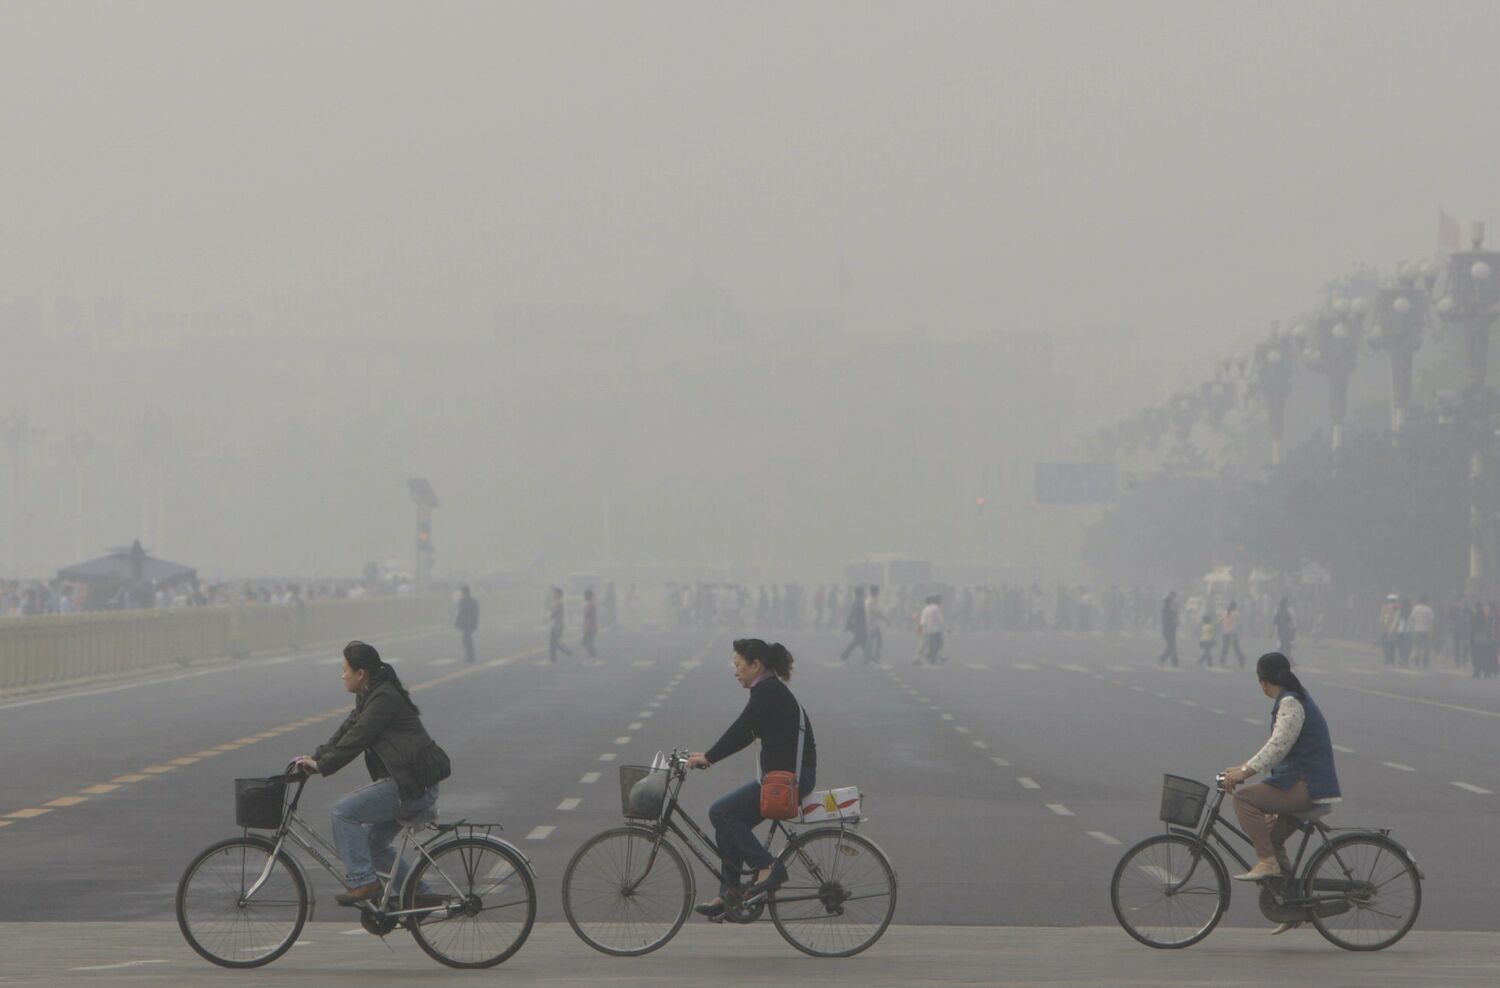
[865,585,884,662]
[1410,595,1435,669]
[1198,609,1217,667]
[1158,592,1180,667]
[455,585,479,663]
[547,586,572,662]
[1273,597,1296,658]
[916,594,947,664]
[840,586,868,662]
[1379,594,1400,667]
[1219,601,1247,667]
[582,588,600,661]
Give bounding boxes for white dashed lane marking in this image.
[1382,761,1416,772]
[628,723,643,730]
[1242,716,1260,725]
[1332,744,1355,754]
[579,772,601,784]
[557,798,581,811]
[990,756,1011,767]
[1088,831,1122,845]
[71,960,173,972]
[614,736,632,745]
[598,753,617,762]
[1453,781,1493,795]
[525,826,555,840]
[1017,777,1040,790]
[1046,804,1074,817]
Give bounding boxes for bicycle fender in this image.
[1325,832,1424,881]
[474,836,541,881]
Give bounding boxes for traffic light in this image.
[975,496,986,514]
[417,523,432,553]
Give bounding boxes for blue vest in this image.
[1266,690,1341,800]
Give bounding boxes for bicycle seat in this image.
[1291,804,1333,822]
[398,806,439,830]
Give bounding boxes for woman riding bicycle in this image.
[292,641,451,906]
[1221,651,1341,929]
[686,639,817,920]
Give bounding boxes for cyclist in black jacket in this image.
[686,639,817,920]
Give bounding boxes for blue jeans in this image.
[331,778,438,889]
[708,767,816,896]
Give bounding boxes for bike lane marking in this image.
[0,649,535,832]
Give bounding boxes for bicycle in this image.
[1110,773,1423,951]
[175,766,538,968]
[561,749,897,957]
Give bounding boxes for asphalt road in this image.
[1,619,1495,980]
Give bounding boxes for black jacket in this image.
[705,676,817,776]
[456,596,479,632]
[314,672,443,799]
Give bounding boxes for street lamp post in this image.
[1299,296,1365,452]
[1366,266,1429,433]
[1253,332,1295,465]
[67,432,96,563]
[1,415,31,581]
[1437,222,1500,593]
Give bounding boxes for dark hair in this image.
[1255,651,1305,700]
[732,638,794,681]
[343,640,420,715]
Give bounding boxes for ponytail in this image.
[733,638,795,681]
[344,640,421,715]
[1255,651,1305,700]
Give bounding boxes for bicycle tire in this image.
[1304,833,1421,951]
[1110,832,1229,948]
[176,835,308,968]
[769,828,897,957]
[562,825,693,956]
[403,836,537,968]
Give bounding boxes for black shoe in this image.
[742,864,789,903]
[695,900,726,919]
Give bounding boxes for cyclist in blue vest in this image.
[1220,651,1342,927]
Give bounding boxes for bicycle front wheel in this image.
[403,837,537,968]
[562,826,692,955]
[176,836,308,968]
[1110,833,1228,948]
[770,828,897,957]
[1304,834,1421,951]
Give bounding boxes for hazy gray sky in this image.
[4,0,1497,416]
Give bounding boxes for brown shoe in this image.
[335,881,382,906]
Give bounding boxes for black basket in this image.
[618,765,668,820]
[1159,774,1209,828]
[235,777,288,829]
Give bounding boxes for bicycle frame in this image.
[1178,784,1377,911]
[626,762,856,911]
[246,775,521,920]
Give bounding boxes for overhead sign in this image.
[1034,462,1117,504]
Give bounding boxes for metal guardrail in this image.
[0,589,535,693]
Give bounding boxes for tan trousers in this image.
[1231,779,1311,867]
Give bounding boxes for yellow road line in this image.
[0,642,546,832]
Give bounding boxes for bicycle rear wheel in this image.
[769,828,897,957]
[176,836,308,968]
[562,826,692,955]
[1110,833,1228,948]
[1304,834,1421,951]
[403,837,537,968]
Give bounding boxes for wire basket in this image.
[1159,774,1209,828]
[235,777,288,829]
[618,765,669,820]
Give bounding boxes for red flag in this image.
[1439,209,1462,251]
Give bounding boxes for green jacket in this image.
[314,672,444,799]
